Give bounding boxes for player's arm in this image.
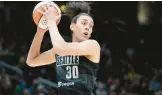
[54,39,100,56]
[26,28,56,67]
[47,20,100,57]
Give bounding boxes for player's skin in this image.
[26,2,100,67]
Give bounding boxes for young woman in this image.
[26,1,100,95]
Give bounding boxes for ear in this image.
[70,23,75,31]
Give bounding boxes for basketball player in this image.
[26,1,100,95]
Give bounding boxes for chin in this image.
[81,38,88,41]
[78,37,88,42]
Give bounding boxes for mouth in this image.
[83,32,89,38]
[84,32,88,35]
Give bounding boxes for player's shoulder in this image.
[87,39,100,49]
[85,39,100,63]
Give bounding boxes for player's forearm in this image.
[47,19,66,51]
[26,31,45,64]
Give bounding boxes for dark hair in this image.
[64,1,93,23]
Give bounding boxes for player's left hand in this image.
[37,2,61,23]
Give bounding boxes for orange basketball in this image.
[32,1,61,29]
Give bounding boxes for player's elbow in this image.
[26,60,33,67]
[26,60,36,67]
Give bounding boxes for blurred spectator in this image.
[128,68,137,81]
[0,68,12,95]
[23,89,32,95]
[14,76,26,95]
[120,88,128,95]
[109,78,121,94]
[126,48,134,60]
[149,76,161,92]
[155,88,162,95]
[96,81,107,95]
[139,80,154,95]
[36,84,45,94]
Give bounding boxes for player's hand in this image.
[37,27,48,33]
[37,2,61,23]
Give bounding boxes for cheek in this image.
[90,30,93,33]
[89,30,93,35]
[76,25,84,33]
[73,28,81,37]
[77,23,84,29]
[76,26,81,31]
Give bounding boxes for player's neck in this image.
[72,36,80,43]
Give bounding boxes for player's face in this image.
[71,15,94,42]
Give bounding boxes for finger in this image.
[49,2,55,9]
[47,2,51,9]
[37,9,45,15]
[42,4,48,12]
[56,15,61,19]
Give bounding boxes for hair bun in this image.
[64,1,91,20]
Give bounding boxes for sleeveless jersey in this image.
[55,54,99,95]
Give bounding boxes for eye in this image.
[81,21,86,25]
[89,25,93,28]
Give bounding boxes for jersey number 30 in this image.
[66,66,79,79]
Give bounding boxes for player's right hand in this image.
[37,27,48,33]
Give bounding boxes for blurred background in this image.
[0,1,162,95]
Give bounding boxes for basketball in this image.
[32,1,61,29]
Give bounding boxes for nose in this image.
[85,27,89,31]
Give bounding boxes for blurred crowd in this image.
[0,36,58,95]
[96,43,162,95]
[96,59,162,95]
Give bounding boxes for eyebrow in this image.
[81,19,94,24]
